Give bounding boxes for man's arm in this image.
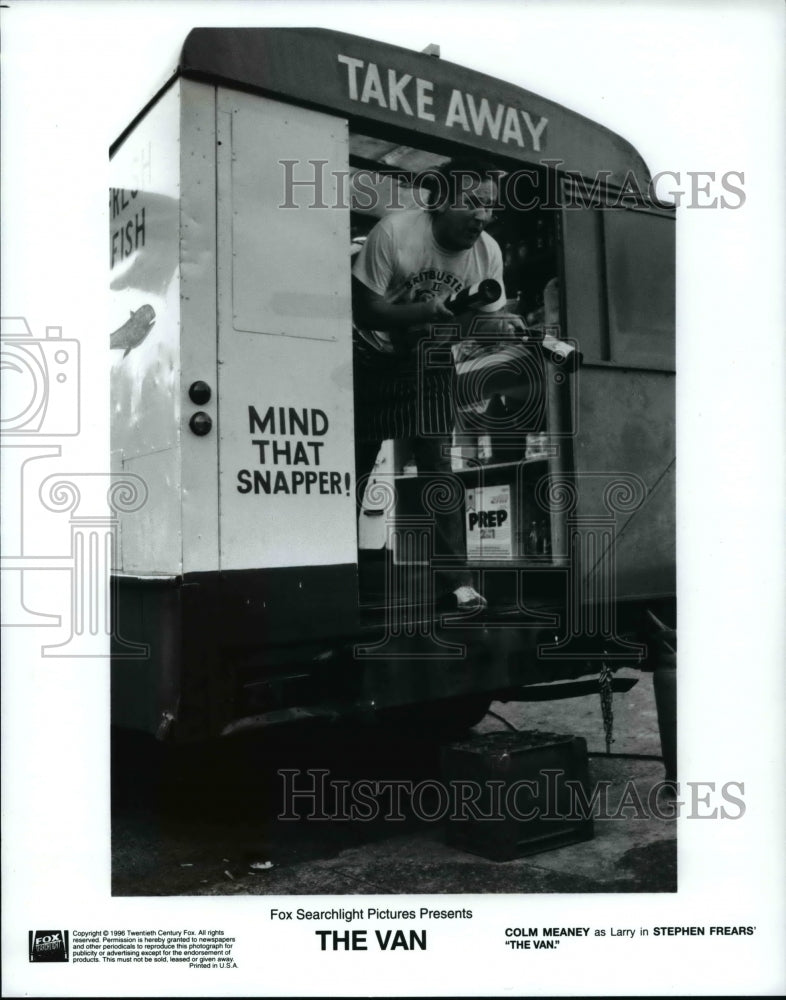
[352,277,453,332]
[352,217,453,332]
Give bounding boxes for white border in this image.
[2,1,785,995]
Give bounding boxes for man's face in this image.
[432,177,497,251]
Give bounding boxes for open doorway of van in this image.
[347,131,565,613]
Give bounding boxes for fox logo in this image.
[29,930,69,962]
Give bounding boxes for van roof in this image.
[180,27,650,184]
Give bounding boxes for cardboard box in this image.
[465,483,514,559]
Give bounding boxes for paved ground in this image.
[112,667,675,896]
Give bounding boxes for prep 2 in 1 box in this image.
[465,484,514,559]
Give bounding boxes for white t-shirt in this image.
[353,209,505,355]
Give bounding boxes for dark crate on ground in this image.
[440,731,594,861]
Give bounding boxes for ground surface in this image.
[112,667,676,896]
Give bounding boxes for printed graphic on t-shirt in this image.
[401,268,466,299]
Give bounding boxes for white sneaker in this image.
[453,585,488,611]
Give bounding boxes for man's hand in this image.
[422,296,455,323]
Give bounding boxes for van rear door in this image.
[214,89,358,640]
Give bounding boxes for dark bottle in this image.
[527,521,539,556]
[483,393,517,464]
[539,520,551,556]
[535,218,547,252]
[445,279,502,314]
